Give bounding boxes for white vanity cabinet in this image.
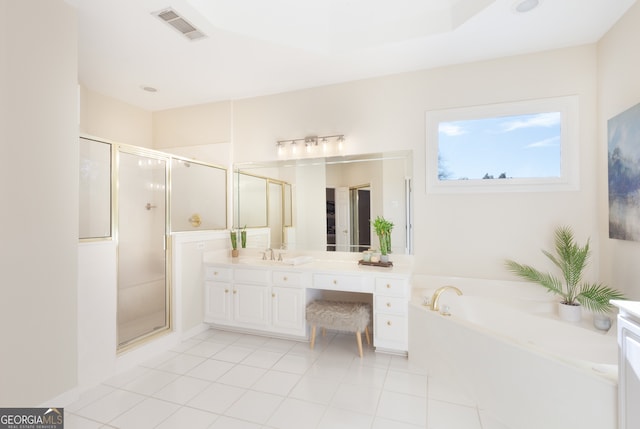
[204,264,307,338]
[204,266,233,323]
[613,301,640,429]
[204,266,270,329]
[271,270,306,336]
[203,258,412,353]
[373,276,410,352]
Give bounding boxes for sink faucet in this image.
[265,248,274,261]
[430,286,463,311]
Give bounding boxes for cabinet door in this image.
[272,286,305,332]
[205,281,232,323]
[233,283,270,327]
[374,313,408,351]
[620,318,640,429]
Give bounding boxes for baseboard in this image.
[39,386,80,408]
[182,323,209,341]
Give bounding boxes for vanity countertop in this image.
[612,300,640,323]
[203,251,413,276]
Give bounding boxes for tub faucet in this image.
[430,286,463,311]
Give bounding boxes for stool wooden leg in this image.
[356,330,363,358]
[310,325,317,350]
[365,326,371,345]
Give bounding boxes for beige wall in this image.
[0,0,78,405]
[598,2,640,299]
[231,45,600,280]
[153,101,232,149]
[156,44,599,280]
[83,39,607,288]
[80,84,153,147]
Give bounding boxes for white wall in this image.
[0,0,78,405]
[77,241,117,388]
[80,85,153,148]
[597,2,640,299]
[153,101,232,150]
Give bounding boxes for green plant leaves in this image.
[505,226,625,313]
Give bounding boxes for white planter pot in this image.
[558,302,581,322]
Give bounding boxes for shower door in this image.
[117,149,169,348]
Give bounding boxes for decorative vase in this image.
[380,254,389,263]
[593,314,612,331]
[231,249,239,257]
[558,302,581,322]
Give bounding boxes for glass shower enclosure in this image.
[80,137,228,351]
[116,149,169,348]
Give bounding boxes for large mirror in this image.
[234,151,413,254]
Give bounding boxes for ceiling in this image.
[66,0,636,111]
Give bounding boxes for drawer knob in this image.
[224,289,229,293]
[233,290,237,294]
[386,302,391,307]
[387,320,392,326]
[333,279,337,285]
[386,284,391,288]
[214,271,218,275]
[272,293,276,298]
[283,276,288,281]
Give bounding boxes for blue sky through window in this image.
[438,112,561,180]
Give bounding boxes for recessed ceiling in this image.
[66,0,636,111]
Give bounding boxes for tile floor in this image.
[65,329,510,429]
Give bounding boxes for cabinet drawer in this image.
[375,296,407,315]
[313,273,371,293]
[375,277,408,297]
[374,314,407,342]
[272,270,303,286]
[204,266,232,282]
[234,268,270,284]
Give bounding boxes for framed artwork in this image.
[608,102,640,241]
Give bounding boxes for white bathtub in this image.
[409,294,618,429]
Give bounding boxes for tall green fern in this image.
[505,226,625,313]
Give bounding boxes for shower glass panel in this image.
[79,137,111,239]
[117,150,169,347]
[171,159,227,232]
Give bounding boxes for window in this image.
[426,96,579,193]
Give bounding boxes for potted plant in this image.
[505,225,625,322]
[230,230,239,257]
[372,216,394,263]
[241,225,247,249]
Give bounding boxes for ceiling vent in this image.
[153,8,207,41]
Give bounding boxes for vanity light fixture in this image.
[304,136,317,153]
[276,134,345,157]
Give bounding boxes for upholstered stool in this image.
[305,300,371,357]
